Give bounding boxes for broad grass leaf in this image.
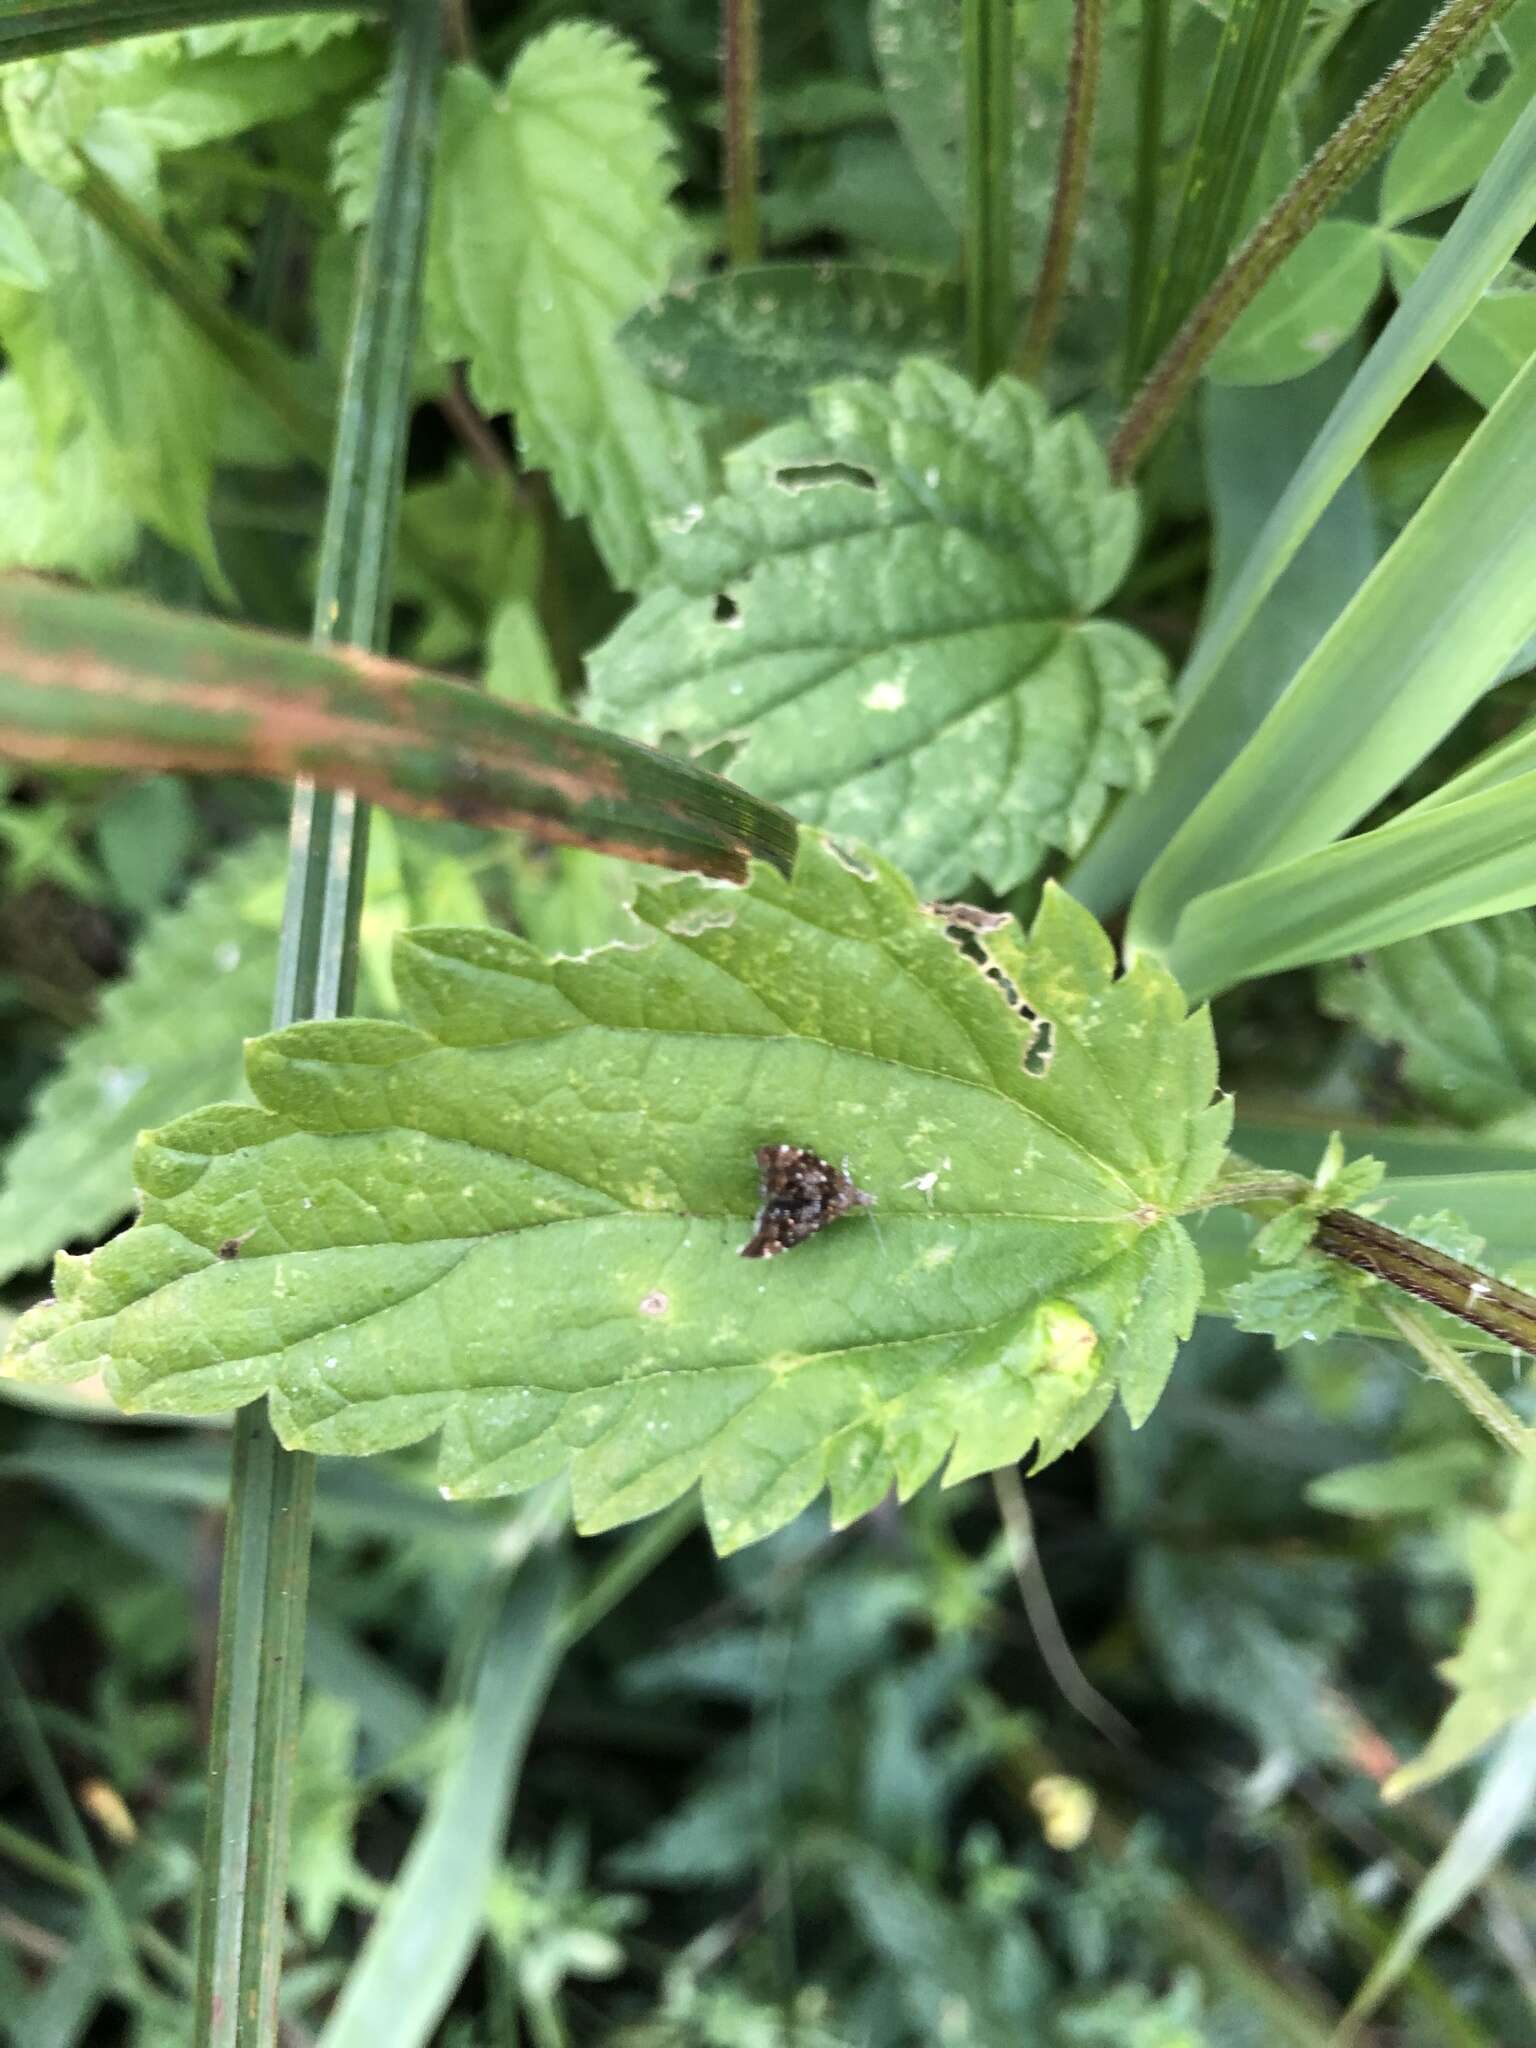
[418,31,713,592]
[0,577,797,884]
[4,834,1230,1554]
[1388,1461,1536,1797]
[586,362,1168,899]
[1320,914,1536,1133]
[0,835,283,1288]
[618,263,963,419]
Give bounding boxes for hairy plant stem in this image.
[1020,0,1103,378]
[1124,0,1168,388]
[1314,1210,1536,1379]
[963,0,1016,385]
[722,0,761,264]
[1109,0,1520,479]
[1380,1296,1535,1461]
[191,9,441,2046]
[1190,1164,1536,1446]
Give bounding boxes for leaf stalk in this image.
[1020,0,1103,379]
[963,0,1016,384]
[722,0,762,265]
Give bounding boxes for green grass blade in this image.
[315,1549,569,2048]
[194,9,442,2046]
[1134,0,1310,378]
[1130,341,1536,960]
[1166,769,1536,999]
[0,0,376,63]
[0,579,798,882]
[195,1419,318,2048]
[1398,709,1536,814]
[1074,86,1536,915]
[1076,353,1373,910]
[1344,1710,1536,2028]
[0,1644,144,2007]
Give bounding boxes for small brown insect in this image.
[740,1143,875,1260]
[216,1238,244,1260]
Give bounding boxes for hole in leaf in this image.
[773,461,878,493]
[1468,44,1512,102]
[931,902,1050,1068]
[712,592,741,623]
[1022,1017,1054,1079]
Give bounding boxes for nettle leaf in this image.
[0,146,226,575]
[0,32,374,166]
[1381,4,1536,227]
[0,834,283,1288]
[1388,1461,1536,1798]
[0,195,46,290]
[1320,915,1536,1133]
[0,375,136,579]
[1208,220,1383,387]
[1227,1259,1365,1348]
[4,834,1230,1554]
[417,29,713,591]
[618,263,963,420]
[586,362,1168,899]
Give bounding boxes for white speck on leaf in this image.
[100,1065,146,1108]
[639,1290,669,1316]
[902,1156,950,1204]
[863,680,906,712]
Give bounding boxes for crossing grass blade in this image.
[193,9,441,2046]
[1073,89,1536,917]
[1165,769,1536,1000]
[1128,339,1536,963]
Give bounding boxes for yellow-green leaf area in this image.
[3,835,1229,1553]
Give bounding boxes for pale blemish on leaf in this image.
[862,680,906,712]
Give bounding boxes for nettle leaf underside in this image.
[5,835,1230,1552]
[586,360,1170,899]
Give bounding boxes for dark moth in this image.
[740,1143,875,1259]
